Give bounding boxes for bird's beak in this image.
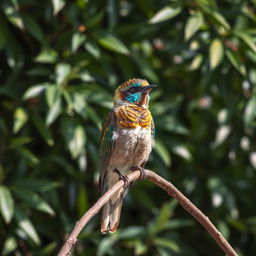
[141,84,157,93]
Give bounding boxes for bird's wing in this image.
[99,110,117,193]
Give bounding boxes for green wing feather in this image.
[99,110,117,193]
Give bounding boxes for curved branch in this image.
[57,170,238,256]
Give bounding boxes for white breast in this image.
[110,126,153,174]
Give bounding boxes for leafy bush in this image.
[0,0,256,255]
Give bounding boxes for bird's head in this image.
[114,78,157,107]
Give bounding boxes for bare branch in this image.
[57,170,238,256]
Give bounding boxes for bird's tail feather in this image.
[101,190,124,234]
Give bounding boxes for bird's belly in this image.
[109,127,153,174]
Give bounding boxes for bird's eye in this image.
[129,87,136,93]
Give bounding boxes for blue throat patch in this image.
[125,92,141,103]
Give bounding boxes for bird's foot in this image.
[119,174,130,189]
[131,166,146,180]
[114,169,130,189]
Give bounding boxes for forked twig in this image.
[58,170,238,256]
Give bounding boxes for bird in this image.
[99,78,157,234]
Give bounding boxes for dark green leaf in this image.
[226,49,246,75]
[154,238,181,253]
[98,34,130,55]
[11,178,60,192]
[61,120,86,158]
[55,63,71,86]
[150,201,177,234]
[134,240,147,255]
[22,14,45,43]
[18,147,39,164]
[97,237,115,256]
[84,41,101,59]
[149,6,181,24]
[171,145,192,160]
[154,139,171,166]
[23,83,48,100]
[165,219,194,229]
[72,33,86,52]
[32,114,54,145]
[3,4,24,29]
[118,226,146,239]
[37,242,58,256]
[46,94,61,126]
[34,49,58,63]
[185,12,203,40]
[12,187,55,216]
[14,208,40,245]
[2,237,17,255]
[235,31,256,54]
[13,107,28,134]
[244,94,256,126]
[85,105,102,128]
[52,0,65,15]
[0,185,14,223]
[212,125,231,148]
[77,186,88,217]
[210,11,230,31]
[190,54,203,70]
[209,39,224,69]
[8,137,32,149]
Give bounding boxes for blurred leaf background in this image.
[0,0,256,255]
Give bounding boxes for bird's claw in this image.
[114,169,130,189]
[119,174,130,189]
[131,166,146,180]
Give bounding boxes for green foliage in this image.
[0,0,256,255]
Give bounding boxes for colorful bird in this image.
[99,78,157,234]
